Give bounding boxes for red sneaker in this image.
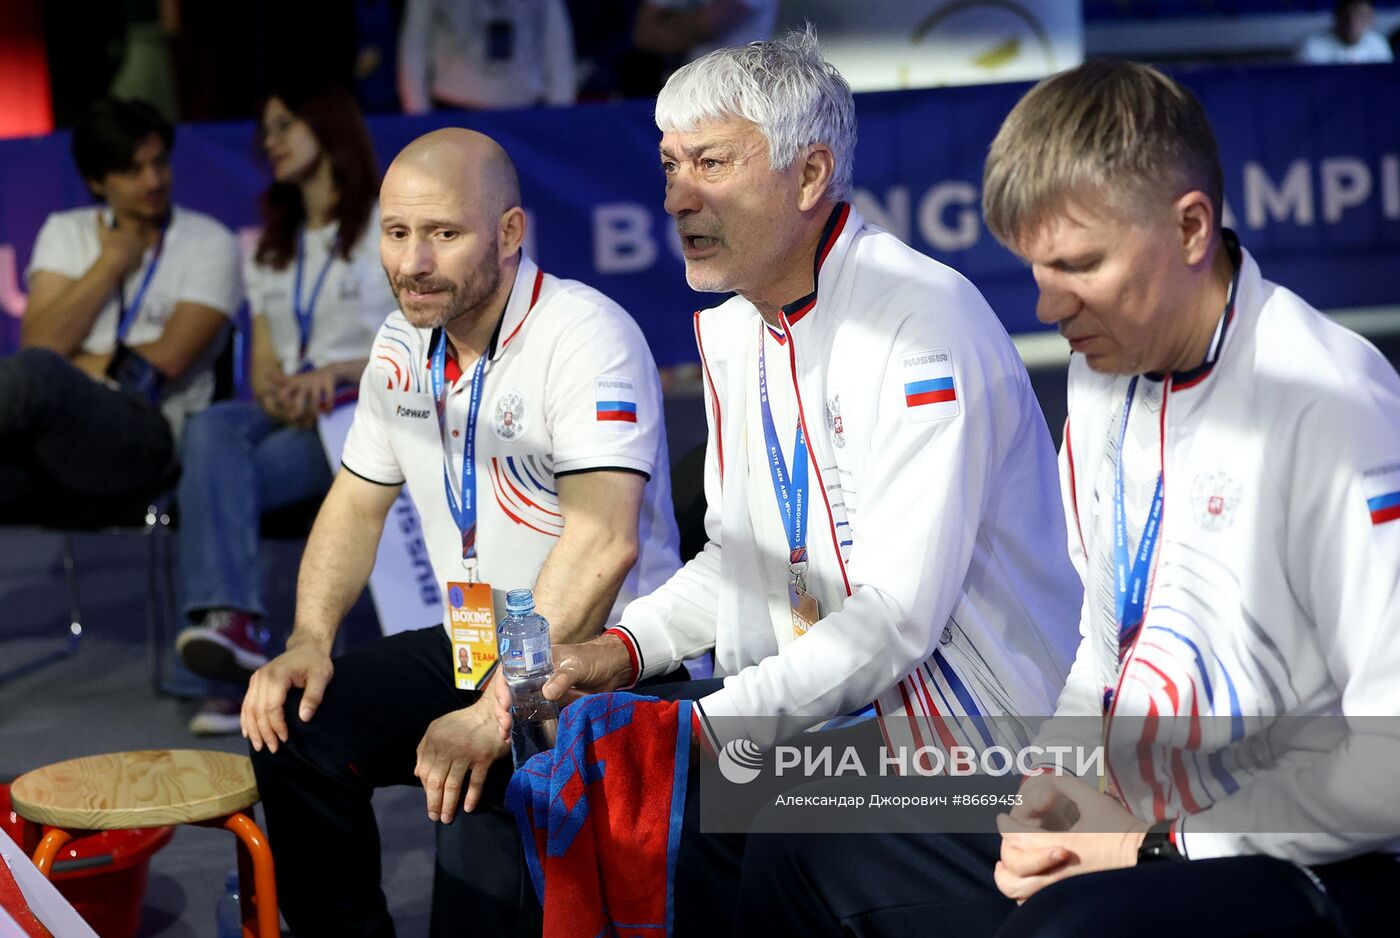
[175,610,270,684]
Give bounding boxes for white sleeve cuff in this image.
[612,619,684,683]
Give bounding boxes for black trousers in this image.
[0,348,172,522]
[736,827,1399,938]
[252,626,695,937]
[249,625,533,938]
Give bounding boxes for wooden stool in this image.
[9,749,278,938]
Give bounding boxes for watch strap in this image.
[1137,819,1184,863]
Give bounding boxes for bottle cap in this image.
[506,588,535,617]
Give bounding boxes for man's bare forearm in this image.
[291,472,399,651]
[530,528,638,646]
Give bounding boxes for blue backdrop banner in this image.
[2,64,1397,365]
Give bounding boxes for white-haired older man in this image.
[504,28,1082,934]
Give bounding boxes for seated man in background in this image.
[1297,0,1393,64]
[243,128,681,937]
[739,60,1400,938]
[633,0,777,64]
[1,97,240,522]
[512,29,1081,936]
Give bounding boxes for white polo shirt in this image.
[26,204,242,435]
[342,253,682,629]
[245,213,396,375]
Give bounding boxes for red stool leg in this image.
[30,828,73,877]
[236,827,257,938]
[218,812,279,938]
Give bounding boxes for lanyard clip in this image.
[788,559,808,593]
[461,556,480,584]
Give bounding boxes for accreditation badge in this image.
[789,581,820,639]
[446,581,498,690]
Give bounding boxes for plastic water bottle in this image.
[500,588,558,768]
[216,870,241,938]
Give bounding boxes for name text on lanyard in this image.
[431,331,489,577]
[1106,375,1165,713]
[758,326,809,582]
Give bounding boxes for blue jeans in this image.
[177,400,333,620]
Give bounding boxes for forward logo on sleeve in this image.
[595,374,638,429]
[1362,460,1400,526]
[901,348,959,423]
[492,388,527,441]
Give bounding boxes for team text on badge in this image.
[447,581,498,690]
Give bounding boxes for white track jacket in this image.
[612,204,1081,751]
[1043,237,1400,864]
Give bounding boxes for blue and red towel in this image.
[507,692,691,938]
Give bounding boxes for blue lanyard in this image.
[116,228,166,342]
[430,331,489,572]
[757,327,809,578]
[293,230,336,366]
[1112,376,1164,663]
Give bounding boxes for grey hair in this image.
[655,25,857,202]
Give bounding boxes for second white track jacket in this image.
[1040,236,1400,864]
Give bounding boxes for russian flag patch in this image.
[902,347,960,422]
[1363,461,1400,526]
[1370,492,1400,525]
[595,374,638,426]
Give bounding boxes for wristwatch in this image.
[1137,819,1184,863]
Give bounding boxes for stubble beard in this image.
[393,248,503,332]
[683,261,734,293]
[677,218,734,293]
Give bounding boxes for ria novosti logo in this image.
[717,738,765,785]
[713,735,1107,785]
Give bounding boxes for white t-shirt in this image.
[244,214,395,375]
[342,253,682,630]
[25,204,242,435]
[649,0,777,60]
[1297,28,1393,64]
